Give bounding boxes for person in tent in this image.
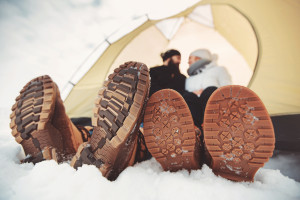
[149,49,186,96]
[183,48,232,129]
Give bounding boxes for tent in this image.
[63,0,300,151]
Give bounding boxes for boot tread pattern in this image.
[10,75,61,158]
[204,85,275,181]
[71,61,150,180]
[92,62,149,148]
[143,89,201,171]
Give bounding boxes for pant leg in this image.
[198,86,218,125]
[182,91,202,128]
[182,87,217,129]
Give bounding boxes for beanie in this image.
[189,49,213,60]
[161,49,181,61]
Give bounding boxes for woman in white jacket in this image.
[185,49,231,95]
[183,49,232,128]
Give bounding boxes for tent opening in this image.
[107,4,259,87]
[64,4,259,118]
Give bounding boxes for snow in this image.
[1,106,300,200]
[1,0,300,199]
[0,134,300,200]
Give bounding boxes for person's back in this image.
[149,49,186,96]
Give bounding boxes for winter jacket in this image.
[150,65,186,96]
[185,61,231,92]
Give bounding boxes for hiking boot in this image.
[10,75,84,163]
[143,89,202,172]
[70,61,150,181]
[203,85,275,181]
[21,146,60,164]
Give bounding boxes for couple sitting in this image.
[9,49,275,182]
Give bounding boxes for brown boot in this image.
[70,61,150,181]
[10,75,84,163]
[143,89,202,172]
[203,85,275,181]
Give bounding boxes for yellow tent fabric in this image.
[64,0,300,118]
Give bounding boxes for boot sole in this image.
[10,75,63,163]
[71,62,150,180]
[203,85,275,181]
[21,146,60,163]
[143,89,201,171]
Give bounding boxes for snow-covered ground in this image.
[1,124,300,200]
[1,106,300,200]
[1,1,300,199]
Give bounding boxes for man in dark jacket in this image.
[149,49,186,96]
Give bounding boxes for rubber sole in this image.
[143,89,201,171]
[71,61,150,180]
[10,75,63,163]
[203,85,275,181]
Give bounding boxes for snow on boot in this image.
[143,89,202,172]
[10,75,84,163]
[203,85,275,181]
[70,61,150,181]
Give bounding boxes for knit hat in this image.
[161,49,181,61]
[189,49,218,62]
